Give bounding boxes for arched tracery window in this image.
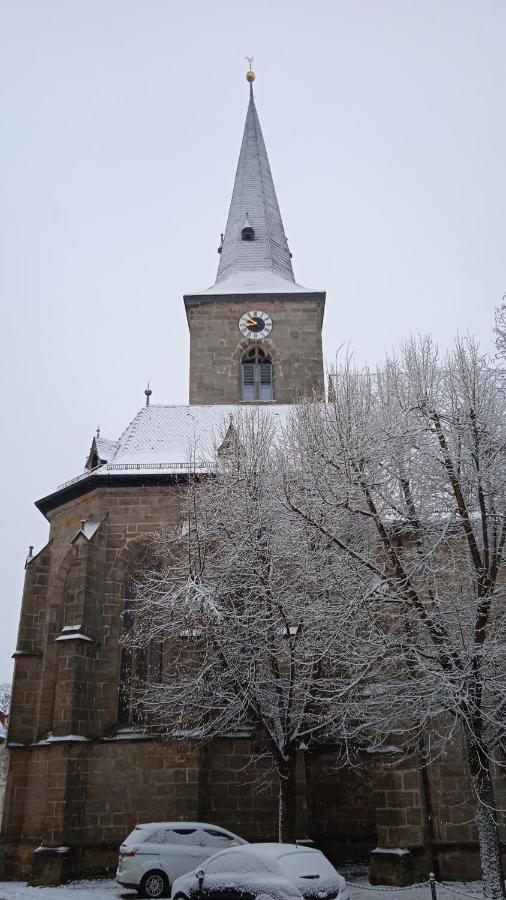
[241,347,273,402]
[117,578,163,726]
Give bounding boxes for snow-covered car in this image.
[116,821,248,899]
[171,842,349,900]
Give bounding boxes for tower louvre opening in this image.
[241,346,273,402]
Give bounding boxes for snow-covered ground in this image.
[0,881,126,900]
[0,877,488,900]
[348,878,485,900]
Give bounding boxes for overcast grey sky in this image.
[1,0,505,683]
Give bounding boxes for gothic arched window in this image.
[117,579,162,726]
[241,347,273,402]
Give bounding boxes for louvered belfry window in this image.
[241,347,273,402]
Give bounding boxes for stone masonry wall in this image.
[2,736,371,881]
[305,751,377,865]
[2,483,185,879]
[423,740,506,881]
[1,739,201,880]
[185,294,325,405]
[371,748,506,883]
[3,480,506,883]
[11,484,184,749]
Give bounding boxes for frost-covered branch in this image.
[286,337,506,898]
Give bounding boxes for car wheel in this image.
[139,870,171,899]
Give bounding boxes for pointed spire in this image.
[215,68,295,288]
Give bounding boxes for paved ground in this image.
[0,878,486,900]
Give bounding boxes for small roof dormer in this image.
[85,435,119,471]
[241,213,255,241]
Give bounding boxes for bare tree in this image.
[495,298,506,361]
[0,685,10,717]
[0,685,11,822]
[286,338,506,899]
[124,410,383,842]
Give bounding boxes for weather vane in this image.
[245,56,256,84]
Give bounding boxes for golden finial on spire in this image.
[245,56,255,82]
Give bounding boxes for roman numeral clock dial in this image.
[239,310,273,340]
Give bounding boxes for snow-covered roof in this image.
[215,84,295,290]
[217,842,313,860]
[95,437,119,461]
[71,520,103,542]
[129,822,244,831]
[85,435,120,471]
[184,82,320,299]
[56,405,292,492]
[190,269,319,297]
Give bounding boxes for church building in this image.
[0,69,490,887]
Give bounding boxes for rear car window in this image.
[277,851,337,879]
[206,852,271,875]
[171,829,200,844]
[147,828,199,845]
[123,827,149,845]
[148,830,177,844]
[202,829,237,848]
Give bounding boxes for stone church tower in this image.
[0,70,487,887]
[185,72,325,405]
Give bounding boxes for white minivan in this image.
[116,821,247,899]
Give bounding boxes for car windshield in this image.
[277,851,337,879]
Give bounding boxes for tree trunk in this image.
[466,737,505,900]
[278,754,298,843]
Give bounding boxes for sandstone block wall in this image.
[185,294,325,405]
[2,480,506,884]
[305,752,377,863]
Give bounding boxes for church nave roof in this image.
[39,404,293,513]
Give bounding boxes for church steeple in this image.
[184,67,325,406]
[215,69,295,290]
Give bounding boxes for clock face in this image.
[239,310,273,340]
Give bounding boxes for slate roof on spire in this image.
[214,84,297,291]
[186,77,322,298]
[180,79,322,303]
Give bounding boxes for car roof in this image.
[136,822,230,830]
[209,843,318,861]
